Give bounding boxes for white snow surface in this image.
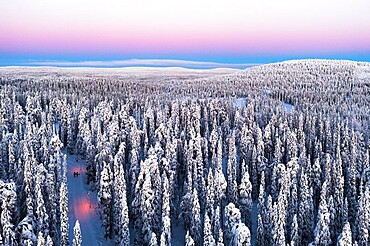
[283,102,293,113]
[234,98,247,108]
[66,154,114,246]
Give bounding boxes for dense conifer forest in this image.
[0,60,369,245]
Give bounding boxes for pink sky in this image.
[1,0,370,65]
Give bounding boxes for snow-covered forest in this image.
[0,60,369,246]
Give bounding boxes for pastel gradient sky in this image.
[1,0,370,67]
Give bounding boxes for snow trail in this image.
[66,154,114,246]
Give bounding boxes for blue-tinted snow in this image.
[283,102,293,113]
[233,98,247,108]
[66,154,115,246]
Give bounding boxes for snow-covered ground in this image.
[171,221,186,245]
[283,102,293,113]
[251,202,258,246]
[234,98,247,108]
[66,154,114,246]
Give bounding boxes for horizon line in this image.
[24,59,260,69]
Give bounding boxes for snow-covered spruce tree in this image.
[72,220,82,246]
[231,222,250,246]
[296,114,306,157]
[7,136,16,181]
[213,205,221,242]
[185,230,195,246]
[217,227,225,246]
[108,114,120,151]
[337,222,352,246]
[59,100,69,145]
[311,155,321,208]
[328,195,337,243]
[257,171,265,217]
[112,152,122,240]
[273,133,283,166]
[150,147,162,236]
[46,170,58,242]
[13,101,25,137]
[154,124,167,158]
[184,139,193,194]
[290,214,299,246]
[205,169,215,217]
[132,157,154,244]
[333,146,344,237]
[322,153,332,195]
[190,189,201,244]
[298,169,314,244]
[22,142,34,219]
[39,131,49,169]
[62,154,68,183]
[49,133,63,187]
[342,198,349,230]
[86,143,97,185]
[167,138,179,218]
[264,191,274,244]
[59,181,69,246]
[257,214,264,246]
[347,130,358,227]
[238,167,252,227]
[287,157,299,237]
[0,181,17,246]
[35,163,49,237]
[46,235,53,246]
[118,164,130,246]
[263,122,273,163]
[224,203,241,243]
[357,185,369,246]
[76,106,89,156]
[18,214,35,245]
[269,162,280,202]
[66,107,74,154]
[203,213,215,246]
[214,136,227,206]
[227,132,238,204]
[286,131,298,162]
[149,232,158,246]
[144,105,156,150]
[272,164,289,246]
[160,173,171,246]
[193,135,205,212]
[98,161,113,239]
[314,181,331,246]
[255,125,266,179]
[37,231,45,246]
[128,116,140,201]
[112,144,125,238]
[180,185,193,231]
[94,133,113,190]
[113,156,130,245]
[210,128,219,166]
